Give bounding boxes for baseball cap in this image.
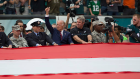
[12,25,21,30]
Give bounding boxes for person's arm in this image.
[87,35,92,43]
[45,7,54,34]
[89,8,94,16]
[5,35,12,48]
[45,33,55,45]
[113,0,121,4]
[73,35,87,44]
[9,0,15,4]
[90,18,93,32]
[25,34,39,46]
[22,38,29,47]
[14,0,19,4]
[48,0,51,2]
[98,9,102,16]
[65,13,70,29]
[111,26,121,43]
[75,0,81,4]
[0,1,8,7]
[68,33,74,44]
[28,0,31,9]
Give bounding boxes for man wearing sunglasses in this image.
[125,14,140,43]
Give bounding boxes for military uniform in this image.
[91,30,106,43]
[10,25,28,48]
[10,36,28,48]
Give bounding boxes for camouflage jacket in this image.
[10,36,28,48]
[91,30,106,43]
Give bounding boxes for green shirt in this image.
[126,24,140,43]
[75,0,84,14]
[0,0,8,10]
[88,0,101,15]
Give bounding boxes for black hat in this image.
[31,21,41,27]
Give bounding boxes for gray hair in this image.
[77,15,85,23]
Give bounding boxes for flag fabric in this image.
[0,43,140,79]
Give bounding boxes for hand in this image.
[91,18,93,22]
[3,1,7,5]
[81,41,88,44]
[28,6,31,9]
[38,44,42,46]
[8,45,12,48]
[76,5,80,8]
[53,43,58,46]
[45,7,50,15]
[88,42,92,43]
[98,14,102,16]
[18,46,22,48]
[2,46,8,48]
[91,13,94,16]
[70,43,74,45]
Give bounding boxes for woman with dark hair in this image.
[8,19,27,38]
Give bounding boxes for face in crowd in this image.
[94,24,104,33]
[77,19,85,29]
[70,22,77,29]
[32,26,40,33]
[13,30,21,37]
[132,15,140,26]
[40,26,45,32]
[17,22,24,32]
[114,26,121,35]
[56,20,65,31]
[0,26,4,32]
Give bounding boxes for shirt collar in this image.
[60,30,64,36]
[34,31,39,36]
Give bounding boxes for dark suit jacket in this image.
[26,32,54,47]
[45,17,73,45]
[0,32,12,48]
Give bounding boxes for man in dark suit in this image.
[26,21,57,47]
[0,32,12,48]
[45,7,74,45]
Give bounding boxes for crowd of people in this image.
[0,0,140,15]
[0,7,140,48]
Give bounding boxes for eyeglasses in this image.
[20,26,24,27]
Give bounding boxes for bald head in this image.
[57,20,65,31]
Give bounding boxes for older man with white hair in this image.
[45,7,74,45]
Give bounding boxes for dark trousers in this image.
[0,10,3,14]
[5,8,16,14]
[123,6,135,15]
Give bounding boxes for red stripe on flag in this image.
[0,43,140,60]
[0,73,140,79]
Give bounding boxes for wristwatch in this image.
[88,40,92,42]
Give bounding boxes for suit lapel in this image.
[32,32,39,40]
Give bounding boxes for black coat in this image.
[0,32,12,48]
[26,32,54,47]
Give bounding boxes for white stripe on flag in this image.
[0,57,140,75]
